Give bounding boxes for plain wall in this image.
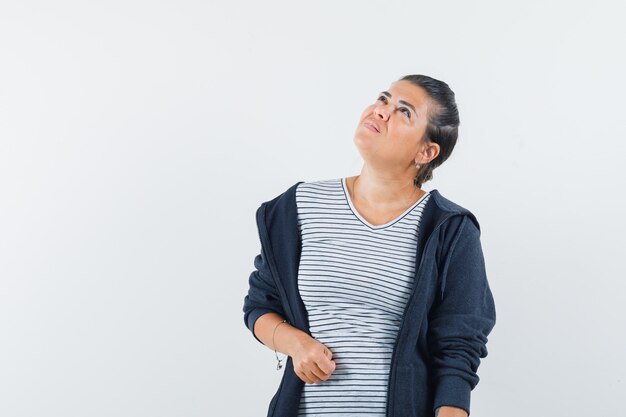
[1,1,624,416]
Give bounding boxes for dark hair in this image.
[397,74,460,188]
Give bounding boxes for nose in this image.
[374,102,392,121]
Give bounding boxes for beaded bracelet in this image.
[272,319,289,370]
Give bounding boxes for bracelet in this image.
[272,319,289,370]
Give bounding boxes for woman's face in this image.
[353,80,439,170]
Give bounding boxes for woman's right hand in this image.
[290,334,336,384]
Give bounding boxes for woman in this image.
[242,74,496,417]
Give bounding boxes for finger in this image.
[323,346,333,360]
[297,370,314,384]
[318,356,336,376]
[310,362,333,382]
[303,368,321,384]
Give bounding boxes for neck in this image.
[352,165,422,208]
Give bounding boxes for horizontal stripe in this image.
[296,178,430,416]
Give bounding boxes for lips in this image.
[364,120,380,133]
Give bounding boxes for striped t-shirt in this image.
[295,177,431,416]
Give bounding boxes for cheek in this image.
[389,123,412,138]
[393,126,422,149]
[361,105,375,118]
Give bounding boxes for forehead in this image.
[386,80,432,111]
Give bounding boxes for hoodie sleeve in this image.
[427,215,497,417]
[242,240,287,345]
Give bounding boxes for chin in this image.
[353,133,378,154]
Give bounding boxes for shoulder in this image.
[262,177,341,206]
[295,177,342,193]
[258,178,343,234]
[428,189,482,234]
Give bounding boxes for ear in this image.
[415,141,440,165]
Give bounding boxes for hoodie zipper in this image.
[385,214,457,417]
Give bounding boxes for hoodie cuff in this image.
[246,308,280,345]
[433,375,472,416]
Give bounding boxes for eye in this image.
[377,96,411,119]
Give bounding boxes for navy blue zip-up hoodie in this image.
[242,181,496,417]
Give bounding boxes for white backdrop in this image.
[1,1,625,416]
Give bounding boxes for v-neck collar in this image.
[341,177,430,230]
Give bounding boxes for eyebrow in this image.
[380,91,418,117]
